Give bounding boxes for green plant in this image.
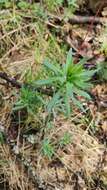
[68,0,78,8]
[101,40,107,55]
[0,0,12,8]
[13,86,44,114]
[59,132,71,147]
[35,49,96,116]
[33,4,47,19]
[45,0,63,11]
[17,1,30,10]
[63,0,78,19]
[0,132,5,144]
[42,139,55,159]
[45,0,78,11]
[97,62,107,80]
[100,26,107,55]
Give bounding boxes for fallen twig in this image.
[68,15,107,24]
[0,72,21,88]
[15,11,107,25]
[0,71,53,96]
[48,14,107,25]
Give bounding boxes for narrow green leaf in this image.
[34,78,56,86]
[14,100,23,106]
[72,96,85,112]
[78,69,96,78]
[36,94,46,104]
[67,64,83,77]
[44,59,61,74]
[73,87,91,99]
[66,48,73,66]
[74,80,92,90]
[64,84,72,117]
[0,132,5,144]
[63,48,73,75]
[13,104,27,111]
[42,139,54,159]
[78,57,88,65]
[47,91,60,113]
[66,83,85,112]
[35,76,66,86]
[66,82,74,97]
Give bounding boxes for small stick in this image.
[0,72,21,88]
[48,14,107,25]
[0,72,53,96]
[13,12,107,25]
[68,15,107,24]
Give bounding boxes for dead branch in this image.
[0,72,53,96]
[68,15,107,24]
[48,14,107,25]
[15,12,107,25]
[0,72,21,88]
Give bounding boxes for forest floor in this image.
[0,1,107,190]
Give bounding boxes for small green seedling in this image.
[59,132,71,147]
[42,139,55,159]
[17,1,30,10]
[97,62,107,81]
[13,86,44,114]
[0,0,11,8]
